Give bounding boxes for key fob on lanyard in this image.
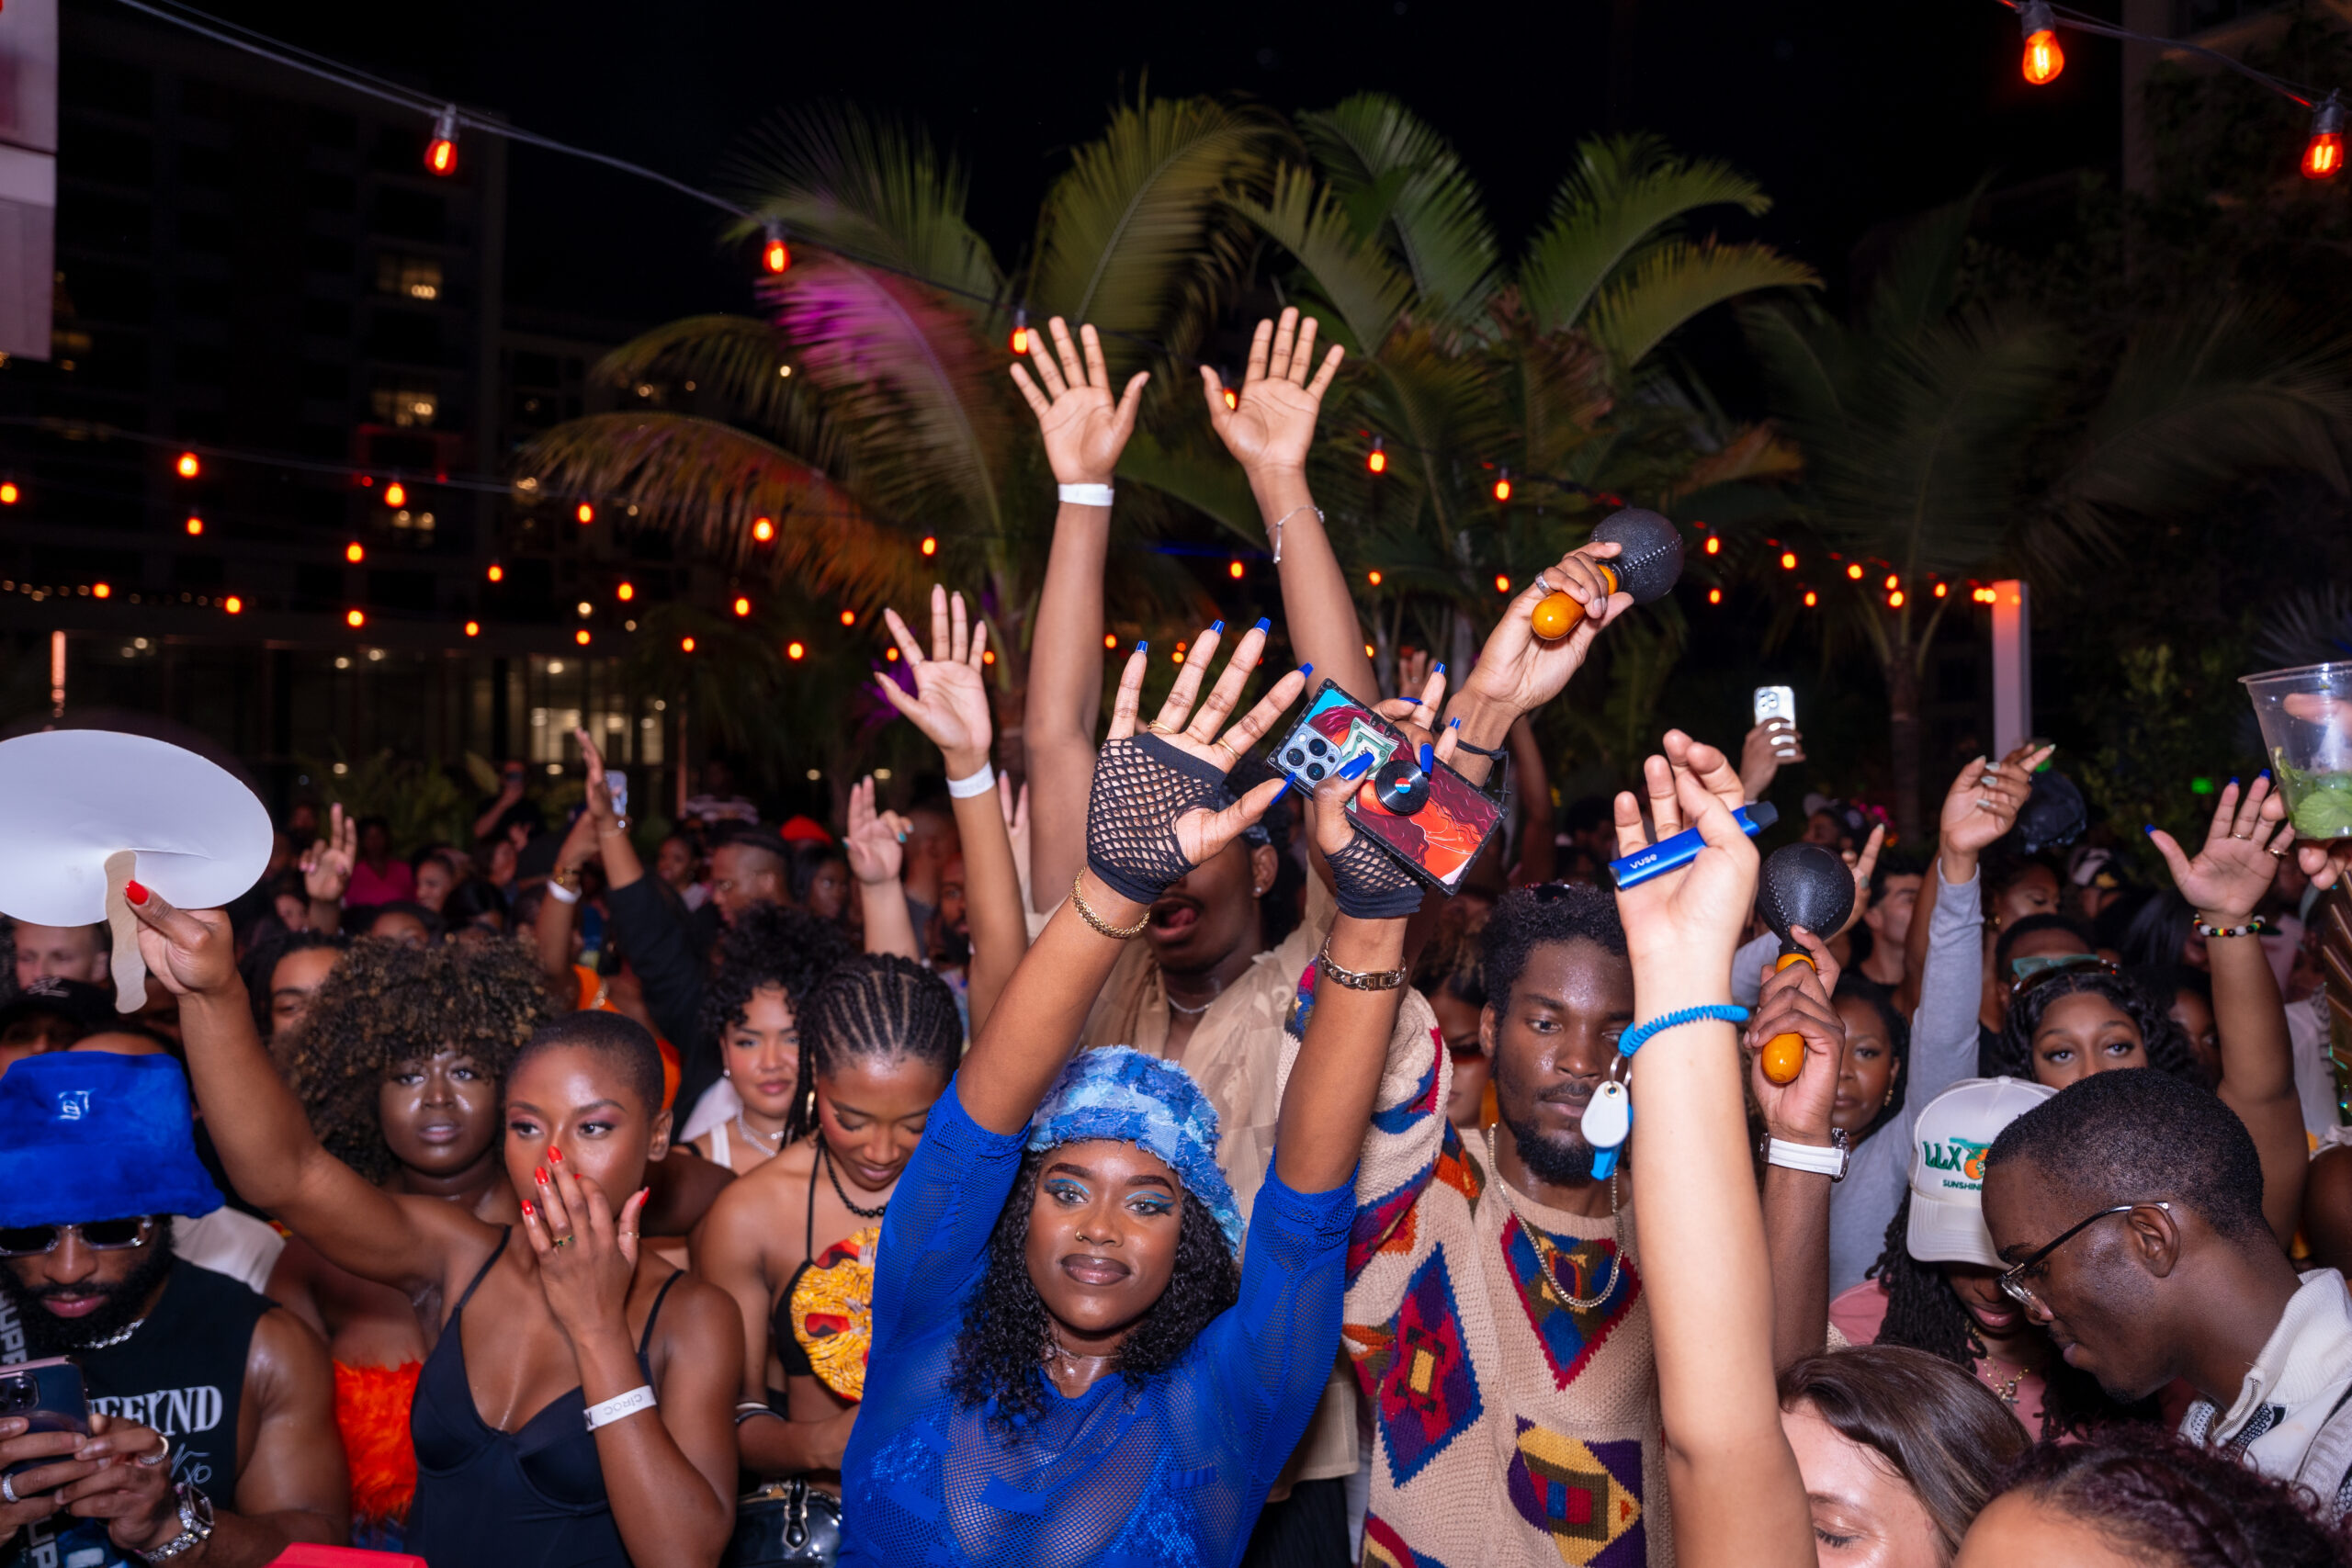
[1584,1080,1632,1179]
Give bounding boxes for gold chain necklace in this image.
[1483,1127,1622,1312]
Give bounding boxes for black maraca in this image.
[1529,506,1685,640]
[1754,842,1855,1084]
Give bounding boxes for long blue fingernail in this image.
[2231,776,2240,786]
[1271,778,1290,800]
[1298,662,1313,678]
[2143,823,2155,835]
[1449,716,1461,729]
[1210,620,1225,634]
[1252,617,1271,634]
[1341,754,1374,779]
[1433,662,1446,676]
[2260,769,2273,781]
[1419,742,1434,773]
[1136,640,1148,653]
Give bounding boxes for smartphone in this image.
[1267,680,1503,893]
[0,1358,89,1481]
[605,769,628,819]
[1753,685,1796,728]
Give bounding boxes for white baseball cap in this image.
[1905,1077,2057,1269]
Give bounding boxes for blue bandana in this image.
[0,1053,222,1226]
[1025,1046,1243,1251]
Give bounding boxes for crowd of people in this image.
[2,308,2349,1568]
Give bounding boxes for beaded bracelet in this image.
[1614,1003,1752,1058]
[2194,916,2266,939]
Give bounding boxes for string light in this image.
[223,596,243,615]
[1367,436,1386,474]
[733,595,752,616]
[839,608,856,626]
[1009,307,1030,356]
[92,582,109,599]
[1934,581,1948,598]
[681,636,696,652]
[383,479,406,508]
[885,646,899,661]
[786,640,805,660]
[1103,633,1117,649]
[2308,93,2346,178]
[1846,563,1864,580]
[345,542,364,563]
[2019,1,2064,85]
[486,562,503,582]
[576,600,594,617]
[175,451,200,479]
[574,502,594,525]
[1492,469,1512,503]
[921,535,936,556]
[752,516,775,542]
[1883,573,1898,590]
[574,628,591,646]
[1889,589,1906,608]
[1973,586,1999,604]
[426,106,458,175]
[184,513,203,536]
[1223,388,1238,410]
[1363,643,1375,658]
[1227,559,1244,580]
[0,480,17,505]
[1367,569,1383,586]
[1703,535,1720,556]
[345,608,366,628]
[982,649,995,665]
[616,581,635,601]
[762,220,791,275]
[1781,551,1797,570]
[463,619,479,636]
[1707,588,1723,605]
[1804,590,1818,607]
[1494,573,1511,593]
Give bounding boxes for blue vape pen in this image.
[1608,801,1779,889]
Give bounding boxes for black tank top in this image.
[83,1260,268,1495]
[407,1229,683,1568]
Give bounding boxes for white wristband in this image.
[1058,482,1114,508]
[1764,1135,1848,1181]
[946,761,997,800]
[545,878,582,905]
[583,1384,656,1430]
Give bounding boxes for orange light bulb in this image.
[1494,573,1511,593]
[1934,581,1948,598]
[982,649,995,665]
[175,451,200,479]
[885,646,899,661]
[1367,441,1386,474]
[921,536,936,557]
[617,582,635,602]
[345,609,365,628]
[575,628,591,646]
[1104,634,1118,649]
[1846,562,1864,580]
[2306,96,2346,179]
[1707,587,1723,605]
[463,619,479,636]
[345,542,364,563]
[0,481,17,505]
[1223,389,1238,410]
[733,596,752,617]
[1889,590,1906,608]
[93,582,109,599]
[763,234,791,274]
[2022,28,2064,85]
[1010,324,1029,355]
[1492,477,1512,502]
[786,640,805,660]
[1883,573,1898,590]
[752,516,775,543]
[425,107,458,175]
[1703,535,1720,555]
[681,636,696,652]
[1804,591,1818,607]
[839,609,855,626]
[1367,569,1383,586]
[487,563,503,582]
[1781,551,1797,570]
[185,513,203,536]
[575,502,594,525]
[1227,559,1244,580]
[384,480,406,508]
[223,595,243,615]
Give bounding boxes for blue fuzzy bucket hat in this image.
[0,1053,221,1226]
[1026,1046,1243,1251]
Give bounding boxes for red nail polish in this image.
[521,1201,534,1217]
[124,879,149,906]
[535,1167,548,1184]
[548,1146,562,1164]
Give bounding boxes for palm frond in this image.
[2255,585,2352,668]
[1230,164,1417,355]
[1028,96,1288,366]
[1520,134,1777,337]
[1115,428,1265,542]
[1297,93,1499,335]
[1586,238,1818,372]
[762,256,1014,534]
[720,102,1002,310]
[1860,187,1980,344]
[590,314,840,452]
[519,412,921,605]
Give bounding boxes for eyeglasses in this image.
[0,1217,157,1258]
[1997,1200,2169,1313]
[2007,953,2118,999]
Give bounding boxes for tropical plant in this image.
[1737,194,2352,838]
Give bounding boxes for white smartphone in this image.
[605,769,628,819]
[1753,685,1796,728]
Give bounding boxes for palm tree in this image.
[1739,195,2352,838]
[522,96,1288,774]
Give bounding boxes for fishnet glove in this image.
[1323,832,1425,919]
[1085,734,1235,905]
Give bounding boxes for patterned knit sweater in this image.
[1290,1014,1668,1568]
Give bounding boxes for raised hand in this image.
[844,775,910,886]
[1307,665,1455,919]
[126,887,238,996]
[1834,822,1886,941]
[1010,318,1148,488]
[300,802,356,904]
[1938,742,2051,873]
[1086,620,1306,901]
[1454,540,1632,730]
[573,728,621,829]
[874,587,994,776]
[1739,717,1804,803]
[2259,787,2352,889]
[1611,732,1759,994]
[523,1147,648,1345]
[2151,774,2291,923]
[1745,924,1845,1145]
[1202,308,1345,479]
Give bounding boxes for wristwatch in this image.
[137,1483,213,1563]
[1760,1126,1849,1182]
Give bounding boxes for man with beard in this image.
[0,1051,345,1567]
[1980,1066,2352,1517]
[1340,875,1839,1567]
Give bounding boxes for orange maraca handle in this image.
[1530,563,1622,641]
[1759,950,1813,1085]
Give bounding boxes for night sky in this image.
[177,0,2127,361]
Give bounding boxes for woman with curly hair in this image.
[836,620,1423,1565]
[683,903,854,1176]
[1984,775,2308,1246]
[264,936,552,1549]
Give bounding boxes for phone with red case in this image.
[0,1358,89,1480]
[1267,679,1502,893]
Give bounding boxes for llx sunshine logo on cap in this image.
[1904,1077,2055,1269]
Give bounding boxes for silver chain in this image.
[1484,1127,1623,1312]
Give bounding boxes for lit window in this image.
[375,254,444,302]
[370,379,439,428]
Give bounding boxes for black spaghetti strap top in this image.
[773,1162,820,1380]
[408,1229,684,1568]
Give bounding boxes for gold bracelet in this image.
[550,866,582,893]
[1071,872,1149,941]
[1317,939,1408,991]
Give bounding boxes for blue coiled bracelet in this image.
[1587,1003,1751,1180]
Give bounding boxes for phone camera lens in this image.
[1284,748,1306,767]
[1305,763,1327,782]
[1306,738,1329,757]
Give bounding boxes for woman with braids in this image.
[683,902,855,1175]
[840,617,1429,1567]
[1984,774,2308,1246]
[264,937,551,1547]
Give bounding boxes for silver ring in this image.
[3,1471,21,1505]
[137,1436,169,1469]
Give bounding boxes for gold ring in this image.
[1207,739,1238,766]
[1147,721,1178,736]
[2269,845,2290,859]
[2232,832,2253,840]
[550,1235,573,1249]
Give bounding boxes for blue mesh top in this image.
[839,1074,1353,1568]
